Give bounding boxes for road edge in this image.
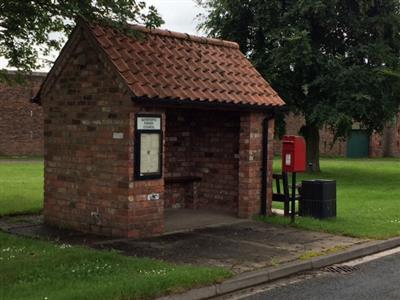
[158,236,400,300]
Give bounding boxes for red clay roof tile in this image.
[88,23,285,108]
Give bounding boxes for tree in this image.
[198,0,400,171]
[0,0,163,78]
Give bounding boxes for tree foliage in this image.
[0,0,163,74]
[198,0,400,171]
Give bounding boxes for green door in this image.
[347,130,369,158]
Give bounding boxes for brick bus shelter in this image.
[33,20,285,238]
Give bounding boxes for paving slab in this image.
[0,214,365,274]
[0,214,108,244]
[164,209,245,233]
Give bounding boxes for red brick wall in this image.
[0,74,45,156]
[266,118,275,214]
[164,110,275,216]
[42,29,164,238]
[238,113,275,217]
[42,28,276,238]
[192,111,240,212]
[165,109,240,213]
[370,114,400,158]
[164,109,195,209]
[129,110,165,238]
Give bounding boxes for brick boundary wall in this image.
[275,113,400,158]
[274,113,346,157]
[370,113,400,158]
[0,72,45,156]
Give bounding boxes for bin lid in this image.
[302,179,336,184]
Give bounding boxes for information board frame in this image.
[134,114,163,180]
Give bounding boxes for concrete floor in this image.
[164,208,245,233]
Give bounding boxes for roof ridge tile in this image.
[127,24,240,50]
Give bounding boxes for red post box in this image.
[282,135,306,173]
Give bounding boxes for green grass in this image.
[0,159,231,299]
[260,158,400,239]
[0,232,230,300]
[0,160,43,216]
[0,155,44,161]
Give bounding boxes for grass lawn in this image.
[260,158,400,240]
[0,159,231,299]
[0,159,43,216]
[0,232,230,300]
[1,157,400,299]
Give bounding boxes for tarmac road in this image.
[227,252,400,300]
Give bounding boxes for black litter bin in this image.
[299,180,336,219]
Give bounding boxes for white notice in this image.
[140,133,161,174]
[137,116,161,130]
[285,153,292,166]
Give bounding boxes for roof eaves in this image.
[132,95,286,112]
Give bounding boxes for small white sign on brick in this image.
[147,193,160,201]
[113,132,124,139]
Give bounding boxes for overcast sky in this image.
[0,0,204,71]
[146,0,205,34]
